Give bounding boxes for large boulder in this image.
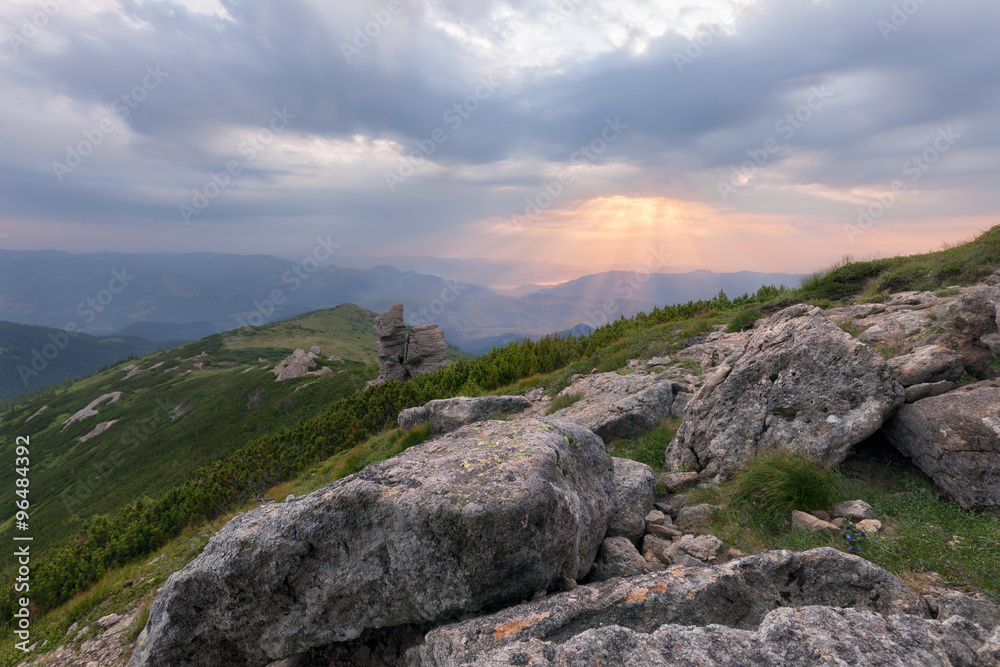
[888,344,966,387]
[666,304,905,479]
[441,608,996,666]
[548,371,678,442]
[410,548,928,664]
[397,395,532,433]
[883,380,1000,510]
[403,324,448,377]
[373,303,409,383]
[674,331,752,371]
[605,457,655,543]
[129,418,613,667]
[588,536,649,582]
[941,285,1000,378]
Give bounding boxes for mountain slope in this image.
[0,321,164,401]
[0,303,380,553]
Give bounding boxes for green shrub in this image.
[726,308,764,333]
[545,392,584,415]
[729,449,844,519]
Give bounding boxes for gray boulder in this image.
[548,371,677,442]
[129,418,613,667]
[403,324,448,377]
[410,548,928,665]
[888,344,966,386]
[605,457,655,544]
[666,534,723,563]
[830,499,877,521]
[924,588,1000,632]
[443,608,996,666]
[666,304,905,479]
[674,331,751,371]
[373,303,410,383]
[883,380,1000,509]
[396,395,531,433]
[941,285,1000,378]
[905,380,957,403]
[589,536,649,582]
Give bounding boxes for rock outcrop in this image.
[888,344,966,387]
[547,371,680,442]
[428,607,998,666]
[372,304,449,384]
[883,380,1000,509]
[941,285,1000,378]
[605,457,655,544]
[129,418,613,666]
[410,548,929,664]
[61,392,123,430]
[397,395,532,433]
[271,347,331,382]
[666,304,905,478]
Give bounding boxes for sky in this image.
[1,0,998,275]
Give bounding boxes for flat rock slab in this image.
[129,418,613,667]
[883,380,1000,510]
[442,607,997,666]
[397,395,532,433]
[667,304,905,478]
[548,371,676,442]
[410,548,927,665]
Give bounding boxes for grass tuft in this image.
[545,392,584,415]
[729,449,844,519]
[608,418,682,472]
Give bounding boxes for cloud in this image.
[0,0,997,273]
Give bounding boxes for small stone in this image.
[96,613,121,628]
[674,504,718,531]
[792,510,841,534]
[831,500,878,521]
[810,510,832,522]
[831,517,845,529]
[646,523,682,539]
[285,494,295,502]
[644,509,666,526]
[856,519,882,534]
[642,534,673,564]
[659,471,700,494]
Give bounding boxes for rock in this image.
[641,534,673,564]
[78,419,118,443]
[889,290,939,306]
[659,471,700,494]
[809,509,831,522]
[396,395,531,433]
[644,509,666,525]
[674,503,718,531]
[666,493,692,510]
[443,607,997,666]
[883,381,1000,509]
[588,536,648,582]
[925,588,1000,632]
[986,271,1000,287]
[941,285,1000,377]
[372,304,410,383]
[97,613,122,628]
[646,523,682,540]
[831,499,878,521]
[404,324,448,377]
[670,391,693,419]
[645,356,673,368]
[667,534,722,563]
[547,371,677,442]
[674,331,752,370]
[906,380,958,403]
[61,392,123,430]
[128,418,613,666]
[605,458,655,544]
[857,519,882,534]
[791,510,841,534]
[271,349,321,382]
[860,309,933,341]
[410,548,929,664]
[666,304,905,478]
[888,344,966,386]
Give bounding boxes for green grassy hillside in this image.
[0,321,166,402]
[0,304,379,556]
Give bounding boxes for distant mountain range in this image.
[0,249,805,356]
